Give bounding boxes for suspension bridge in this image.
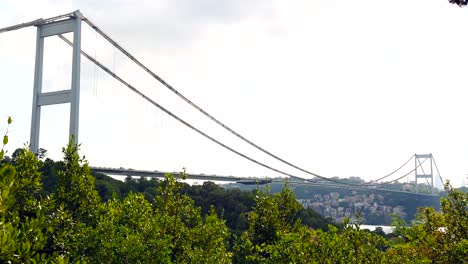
[0,11,444,196]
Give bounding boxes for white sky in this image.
[0,0,467,187]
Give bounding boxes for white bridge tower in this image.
[414,154,435,194]
[29,11,82,153]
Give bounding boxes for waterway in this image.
[360,225,394,234]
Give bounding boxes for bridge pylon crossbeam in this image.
[414,154,434,194]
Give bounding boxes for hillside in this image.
[224,181,441,225]
[36,157,333,235]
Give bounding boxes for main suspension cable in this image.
[360,154,414,185]
[432,156,444,187]
[80,16,370,184]
[58,34,363,187]
[81,15,418,186]
[366,158,428,186]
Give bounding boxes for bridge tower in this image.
[414,154,434,194]
[30,11,82,153]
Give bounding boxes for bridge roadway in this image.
[90,167,272,184]
[91,167,439,197]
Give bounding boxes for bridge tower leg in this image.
[30,11,82,153]
[414,154,434,194]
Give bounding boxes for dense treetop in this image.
[449,0,468,6]
[1,116,467,263]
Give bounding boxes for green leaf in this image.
[0,149,3,160]
[7,116,12,124]
[3,135,8,145]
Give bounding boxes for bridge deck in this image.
[91,167,269,183]
[91,167,438,197]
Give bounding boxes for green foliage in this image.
[55,141,101,225]
[1,134,233,263]
[153,172,232,263]
[233,185,309,263]
[387,182,468,263]
[10,148,43,220]
[0,117,11,160]
[449,0,468,6]
[0,118,70,263]
[39,164,332,239]
[1,117,467,263]
[90,193,172,263]
[182,182,256,237]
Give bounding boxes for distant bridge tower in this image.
[414,154,434,194]
[30,11,82,153]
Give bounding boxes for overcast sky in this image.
[0,0,467,187]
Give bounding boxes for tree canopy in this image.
[449,0,468,6]
[1,117,467,263]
